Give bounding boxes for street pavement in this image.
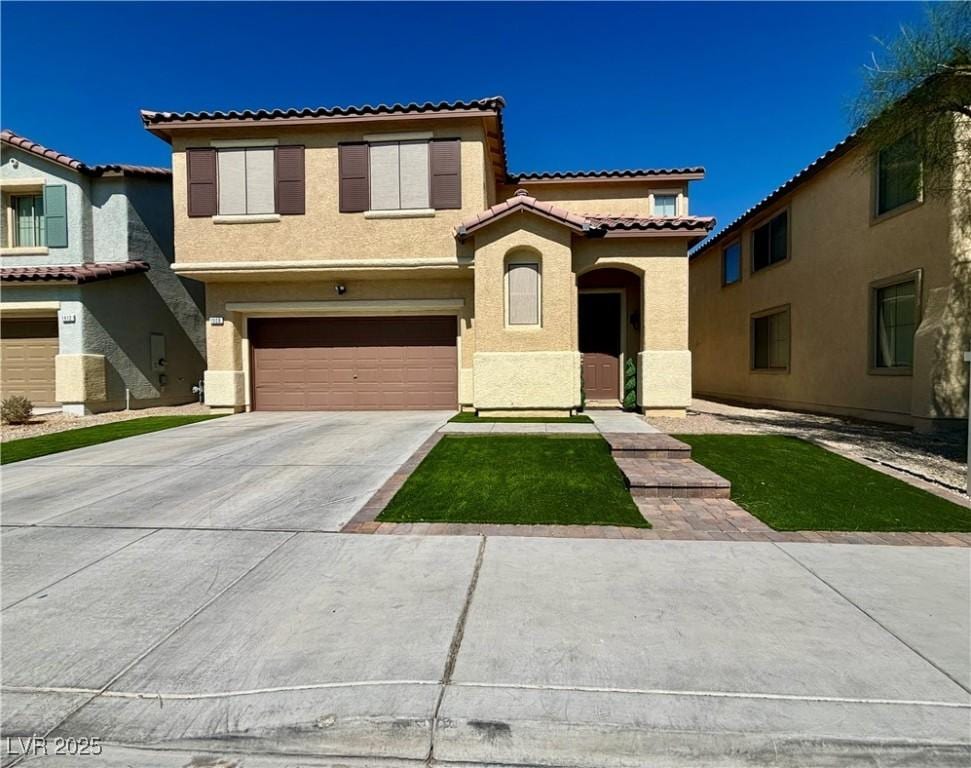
[1,413,968,766]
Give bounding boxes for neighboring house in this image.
[0,130,206,415]
[689,127,970,432]
[141,96,714,415]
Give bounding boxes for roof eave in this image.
[142,107,501,141]
[510,172,705,185]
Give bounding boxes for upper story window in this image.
[338,139,461,214]
[876,136,921,216]
[12,194,45,247]
[369,141,430,211]
[752,210,788,272]
[722,241,741,285]
[752,306,790,371]
[506,260,541,326]
[653,194,677,217]
[872,274,919,371]
[217,148,275,215]
[2,185,66,249]
[185,145,305,218]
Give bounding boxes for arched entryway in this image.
[577,267,642,406]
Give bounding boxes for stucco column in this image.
[637,257,691,416]
[203,310,246,412]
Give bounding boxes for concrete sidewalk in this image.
[2,533,968,767]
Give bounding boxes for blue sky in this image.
[1,1,926,231]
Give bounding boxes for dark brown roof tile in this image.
[1,261,151,284]
[1,129,170,178]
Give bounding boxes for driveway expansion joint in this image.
[428,535,487,764]
[774,542,971,697]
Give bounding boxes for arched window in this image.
[505,254,541,326]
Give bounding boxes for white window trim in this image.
[363,131,433,142]
[649,188,685,217]
[505,261,542,328]
[364,208,435,219]
[213,214,281,224]
[210,138,279,148]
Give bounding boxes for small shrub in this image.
[1,395,33,425]
[622,358,637,411]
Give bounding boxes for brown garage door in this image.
[1,318,58,405]
[250,316,458,411]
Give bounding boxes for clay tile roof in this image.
[690,130,861,258]
[1,129,171,178]
[140,96,505,126]
[586,214,717,233]
[140,95,508,177]
[455,194,715,244]
[508,168,706,182]
[0,261,150,285]
[455,194,591,238]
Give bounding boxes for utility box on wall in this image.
[150,333,167,373]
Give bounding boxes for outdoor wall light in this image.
[335,284,347,295]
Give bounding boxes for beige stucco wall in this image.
[468,213,578,410]
[465,211,693,412]
[55,353,106,405]
[498,181,688,216]
[171,117,488,266]
[689,142,970,429]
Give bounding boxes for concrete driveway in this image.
[1,410,451,531]
[2,412,969,766]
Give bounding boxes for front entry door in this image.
[579,292,622,401]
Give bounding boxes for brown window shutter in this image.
[186,148,217,217]
[339,143,369,212]
[275,145,305,215]
[429,139,461,210]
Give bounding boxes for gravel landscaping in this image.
[0,403,210,443]
[647,399,968,500]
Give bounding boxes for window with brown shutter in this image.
[275,145,305,215]
[339,143,369,212]
[186,148,217,217]
[430,139,461,209]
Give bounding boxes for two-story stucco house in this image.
[689,126,970,432]
[141,96,714,415]
[0,130,206,414]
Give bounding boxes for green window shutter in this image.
[43,185,68,248]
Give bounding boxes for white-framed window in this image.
[217,147,275,215]
[506,261,541,326]
[11,193,45,247]
[653,194,677,217]
[369,140,430,211]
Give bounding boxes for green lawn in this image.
[449,412,592,424]
[677,434,971,532]
[1,415,225,465]
[379,434,647,526]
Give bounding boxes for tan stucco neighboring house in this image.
[141,96,714,415]
[688,125,970,432]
